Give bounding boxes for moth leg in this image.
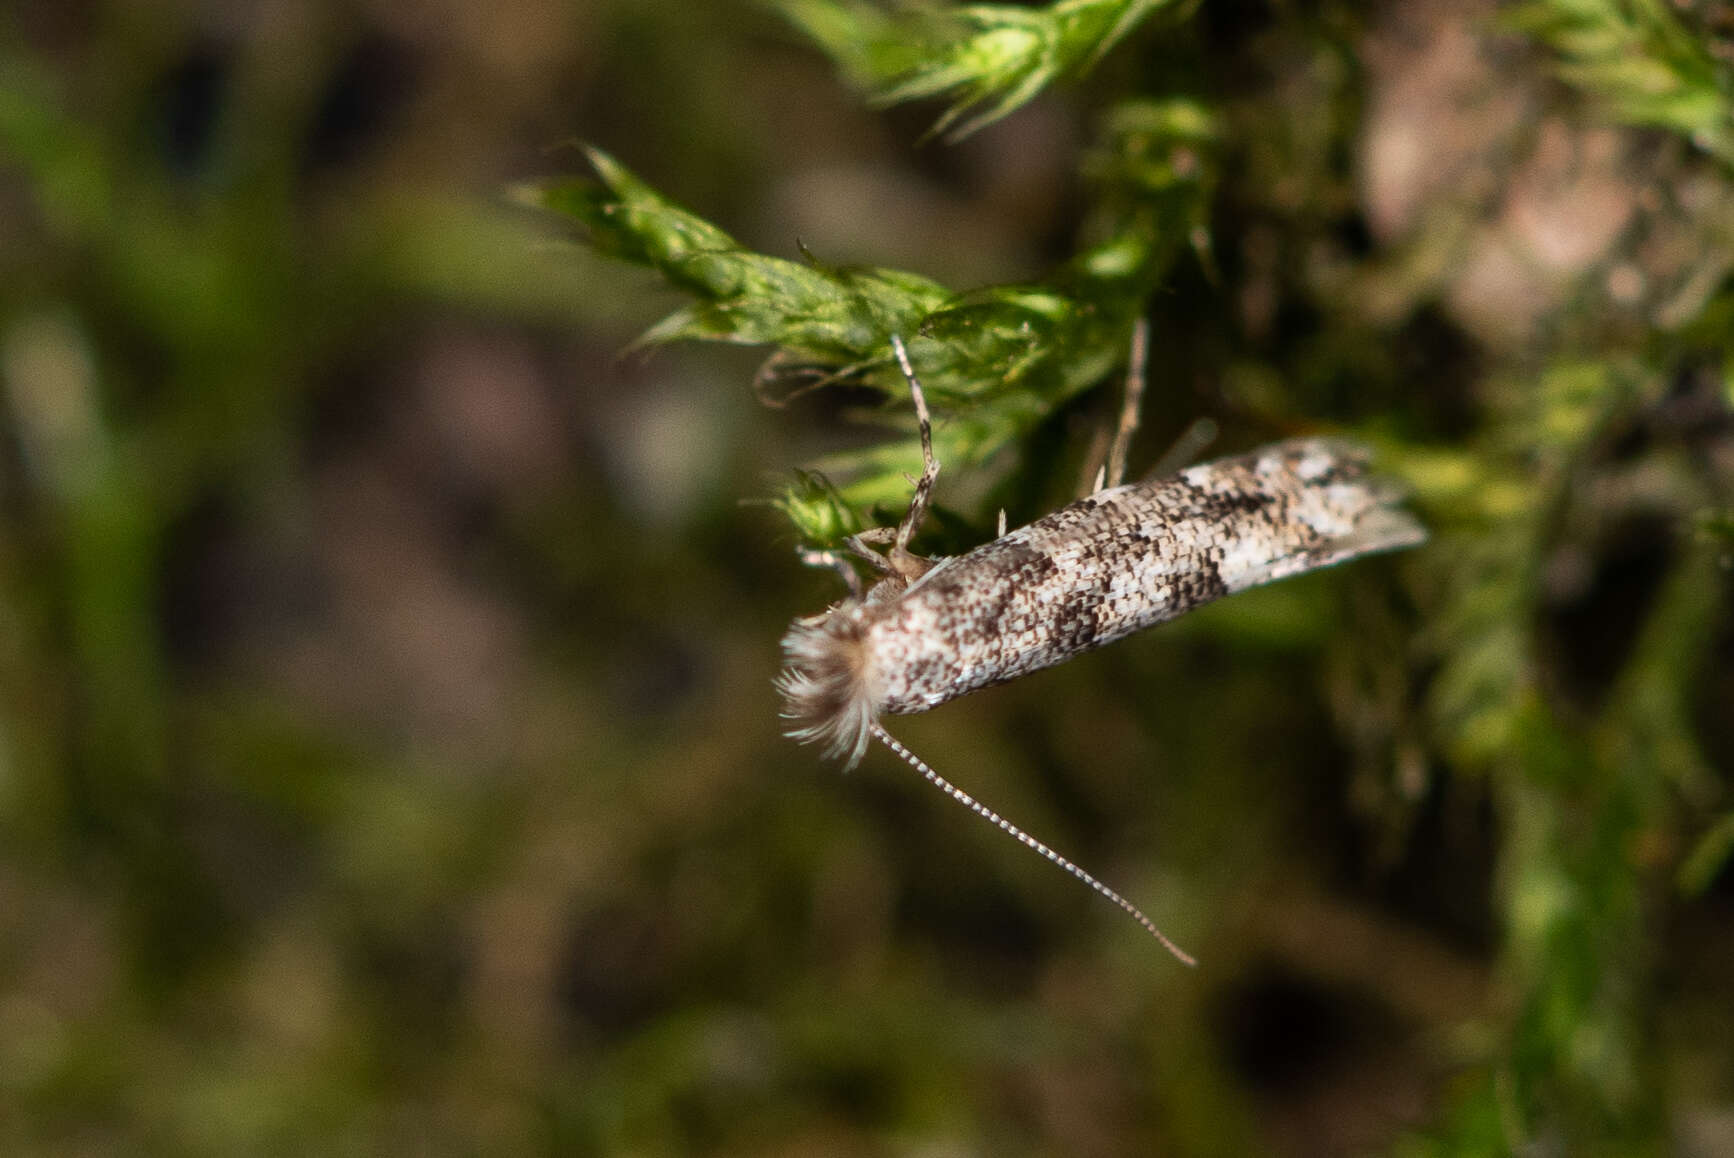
[1075,315,1150,496]
[845,531,896,576]
[797,548,864,600]
[888,335,940,576]
[1103,315,1150,491]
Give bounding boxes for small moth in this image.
[777,334,1426,962]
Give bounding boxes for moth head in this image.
[775,601,879,769]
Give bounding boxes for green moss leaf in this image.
[781,0,1186,139]
[1510,0,1734,166]
[530,122,1214,543]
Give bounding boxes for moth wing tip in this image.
[1354,504,1429,553]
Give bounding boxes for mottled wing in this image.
[1175,438,1426,593]
[865,438,1424,714]
[777,437,1426,761]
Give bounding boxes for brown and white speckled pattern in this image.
[778,438,1426,766]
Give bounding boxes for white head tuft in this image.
[776,607,879,768]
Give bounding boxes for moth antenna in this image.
[888,335,939,563]
[1104,315,1149,490]
[869,722,1197,966]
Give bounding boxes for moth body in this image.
[779,438,1425,767]
[774,334,1425,961]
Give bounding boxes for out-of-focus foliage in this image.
[1512,0,1734,164]
[783,0,1184,138]
[529,148,951,353]
[1410,354,1728,1152]
[530,98,1214,533]
[3,0,1733,1155]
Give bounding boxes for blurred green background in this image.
[2,0,1732,1154]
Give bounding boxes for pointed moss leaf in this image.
[528,150,950,360]
[776,470,871,543]
[782,0,1180,139]
[531,150,736,279]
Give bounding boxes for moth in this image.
[776,334,1427,962]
